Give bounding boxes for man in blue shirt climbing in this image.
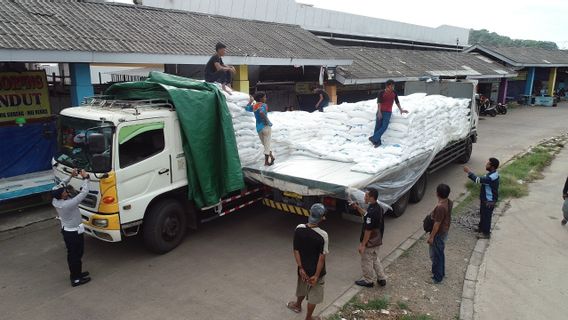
[464,158,500,239]
[246,92,275,166]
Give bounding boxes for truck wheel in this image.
[456,138,473,164]
[409,174,428,203]
[143,199,187,254]
[390,192,410,218]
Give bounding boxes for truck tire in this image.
[143,199,187,254]
[456,138,473,164]
[409,174,428,203]
[390,192,410,218]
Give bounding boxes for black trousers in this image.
[479,202,495,235]
[205,70,232,85]
[61,230,84,280]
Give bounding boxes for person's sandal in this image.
[286,301,301,313]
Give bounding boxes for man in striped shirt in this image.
[464,158,500,239]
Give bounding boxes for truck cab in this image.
[53,99,192,252]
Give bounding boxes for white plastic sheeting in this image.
[223,89,472,204]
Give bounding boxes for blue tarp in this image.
[0,120,57,178]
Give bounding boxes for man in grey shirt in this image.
[52,169,91,287]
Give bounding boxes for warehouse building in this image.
[465,45,568,104]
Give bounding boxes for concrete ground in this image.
[0,104,567,320]
[474,142,568,320]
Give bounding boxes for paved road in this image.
[1,104,567,320]
[474,141,568,320]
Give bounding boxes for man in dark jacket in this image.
[562,176,568,225]
[350,188,387,288]
[464,158,500,239]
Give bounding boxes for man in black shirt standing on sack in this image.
[204,42,236,94]
[350,188,387,288]
[287,203,329,320]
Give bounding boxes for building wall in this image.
[141,0,469,46]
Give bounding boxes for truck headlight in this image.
[92,219,109,228]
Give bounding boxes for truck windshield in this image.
[55,116,114,171]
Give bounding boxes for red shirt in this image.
[377,89,399,112]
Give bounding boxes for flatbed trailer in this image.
[247,79,478,217]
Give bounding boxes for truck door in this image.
[115,121,171,224]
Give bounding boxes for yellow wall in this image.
[548,67,557,96]
[325,83,338,104]
[233,65,250,93]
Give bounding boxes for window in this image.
[119,123,165,168]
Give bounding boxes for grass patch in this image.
[453,193,475,216]
[397,300,409,310]
[326,314,342,320]
[401,314,434,320]
[351,296,390,310]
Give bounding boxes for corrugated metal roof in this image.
[0,0,350,65]
[335,47,517,84]
[465,45,568,67]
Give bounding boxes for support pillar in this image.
[498,78,508,104]
[548,67,557,96]
[232,65,249,93]
[325,83,338,104]
[524,67,536,96]
[69,63,94,106]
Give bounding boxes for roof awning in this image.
[0,0,352,67]
[335,47,517,85]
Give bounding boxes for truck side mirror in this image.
[87,133,106,154]
[91,154,110,173]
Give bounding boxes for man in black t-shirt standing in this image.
[287,203,329,320]
[204,42,236,94]
[351,188,387,288]
[313,88,330,112]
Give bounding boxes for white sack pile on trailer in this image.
[223,90,471,175]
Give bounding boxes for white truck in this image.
[52,75,477,253]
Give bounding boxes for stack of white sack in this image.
[222,90,471,174]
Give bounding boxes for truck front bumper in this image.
[80,208,122,242]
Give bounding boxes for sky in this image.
[299,0,568,48]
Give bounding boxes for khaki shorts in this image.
[296,275,325,305]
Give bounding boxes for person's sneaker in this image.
[562,219,567,226]
[374,142,381,148]
[431,277,442,284]
[477,233,491,239]
[80,271,90,278]
[355,280,374,288]
[71,276,91,287]
[378,279,387,287]
[473,227,481,232]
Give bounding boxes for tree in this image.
[469,29,558,49]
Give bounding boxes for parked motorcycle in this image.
[478,97,497,117]
[496,103,508,115]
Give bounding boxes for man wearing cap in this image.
[464,157,500,239]
[52,169,91,287]
[204,42,236,94]
[287,203,329,320]
[351,188,387,288]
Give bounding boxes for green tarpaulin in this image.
[106,72,244,208]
